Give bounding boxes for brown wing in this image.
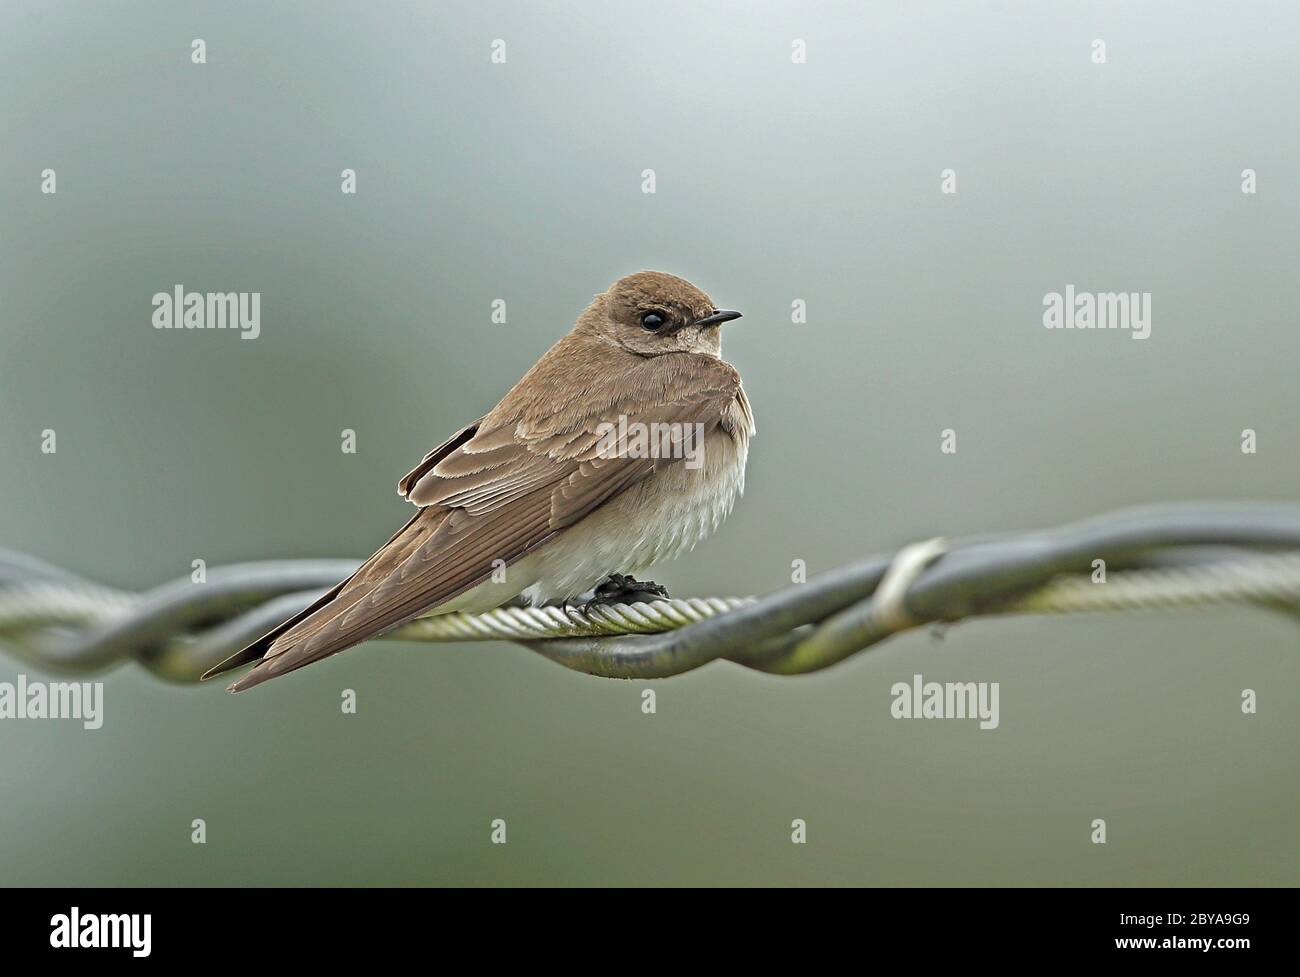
[203,418,485,681]
[218,352,743,691]
[397,416,483,499]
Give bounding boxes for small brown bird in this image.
[205,271,753,691]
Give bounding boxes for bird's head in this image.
[578,270,742,357]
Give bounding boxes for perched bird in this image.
[205,271,753,691]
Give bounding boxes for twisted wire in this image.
[393,596,755,640]
[0,502,1296,683]
[1009,552,1300,614]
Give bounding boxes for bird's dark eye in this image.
[639,310,667,331]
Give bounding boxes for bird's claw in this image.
[581,573,671,612]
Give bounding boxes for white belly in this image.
[524,422,749,603]
[428,421,750,613]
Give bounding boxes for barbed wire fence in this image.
[0,502,1297,686]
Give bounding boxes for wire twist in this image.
[0,502,1297,683]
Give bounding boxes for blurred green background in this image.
[2,0,1297,886]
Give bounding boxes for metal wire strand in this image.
[0,501,1297,683]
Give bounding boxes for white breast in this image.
[518,419,750,604]
[424,391,754,615]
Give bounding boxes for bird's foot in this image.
[581,573,671,612]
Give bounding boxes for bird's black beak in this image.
[694,310,743,328]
